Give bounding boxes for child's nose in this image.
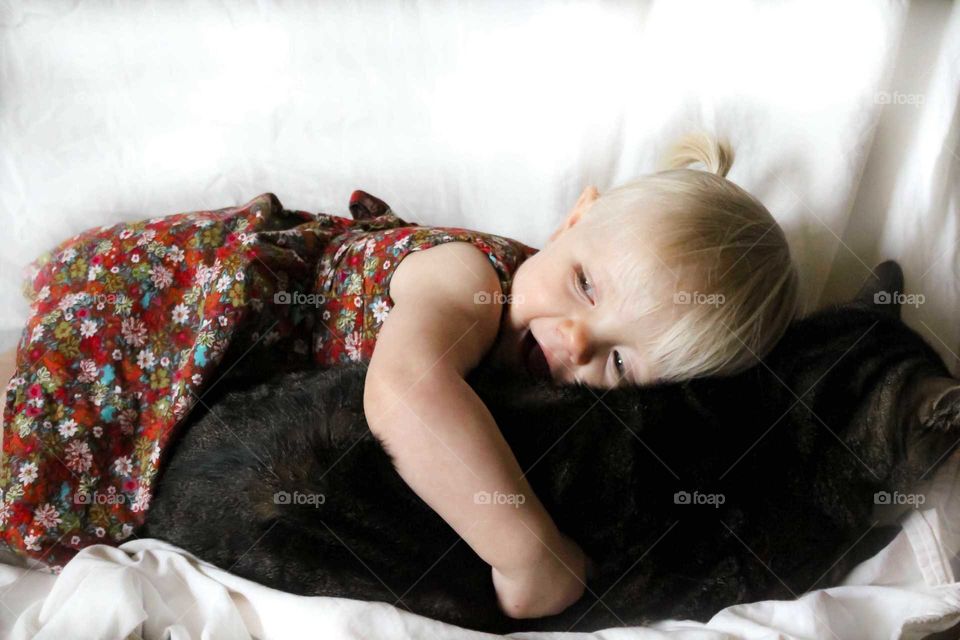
[558,318,592,366]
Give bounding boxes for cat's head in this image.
[765,260,960,487]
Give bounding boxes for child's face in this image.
[487,187,680,388]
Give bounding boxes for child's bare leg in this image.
[0,348,15,388]
[0,347,15,455]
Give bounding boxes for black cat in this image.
[140,261,960,634]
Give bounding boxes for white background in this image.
[0,0,957,374]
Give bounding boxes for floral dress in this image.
[0,190,538,572]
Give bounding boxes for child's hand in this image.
[491,532,593,619]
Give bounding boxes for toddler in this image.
[363,132,799,618]
[0,132,798,621]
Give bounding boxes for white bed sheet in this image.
[1,450,959,640]
[1,0,959,638]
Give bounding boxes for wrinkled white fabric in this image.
[3,443,960,640]
[1,479,958,640]
[1,0,957,365]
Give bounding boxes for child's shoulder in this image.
[370,241,505,378]
[389,241,503,307]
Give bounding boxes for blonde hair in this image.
[582,132,800,382]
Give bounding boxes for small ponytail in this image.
[658,131,734,178]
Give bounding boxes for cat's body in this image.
[140,261,960,633]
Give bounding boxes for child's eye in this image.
[576,267,594,302]
[612,350,625,378]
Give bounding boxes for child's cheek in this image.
[530,264,558,308]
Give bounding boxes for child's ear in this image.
[550,186,600,242]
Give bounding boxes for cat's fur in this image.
[140,261,960,633]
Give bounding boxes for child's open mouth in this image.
[521,329,551,380]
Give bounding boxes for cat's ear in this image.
[904,377,960,477]
[917,379,960,432]
[853,260,904,319]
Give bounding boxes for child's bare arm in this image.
[363,242,588,618]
